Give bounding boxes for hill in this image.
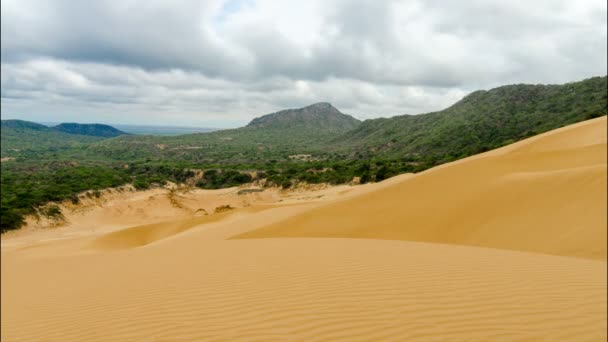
[247,102,360,131]
[237,116,607,260]
[333,76,607,166]
[52,123,129,138]
[90,77,606,167]
[90,102,361,162]
[0,119,49,131]
[1,120,105,157]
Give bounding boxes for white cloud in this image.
[1,0,606,126]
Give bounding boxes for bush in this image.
[360,172,371,184]
[0,207,25,232]
[42,205,63,218]
[375,165,396,182]
[133,178,150,190]
[197,169,252,188]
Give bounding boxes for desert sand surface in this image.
[2,117,607,341]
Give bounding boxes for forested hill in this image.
[52,123,129,138]
[331,76,607,164]
[0,120,49,131]
[1,120,128,155]
[1,120,106,155]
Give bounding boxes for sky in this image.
[1,0,606,128]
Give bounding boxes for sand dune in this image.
[1,117,606,341]
[238,116,608,260]
[2,237,606,341]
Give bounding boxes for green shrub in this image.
[281,180,292,189]
[133,178,150,190]
[42,205,63,218]
[360,172,371,184]
[0,207,25,232]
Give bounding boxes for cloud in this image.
[1,0,606,126]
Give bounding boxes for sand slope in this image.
[238,116,608,260]
[2,237,606,341]
[1,118,606,341]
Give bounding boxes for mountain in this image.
[90,103,361,162]
[247,102,360,132]
[331,76,607,166]
[87,77,608,165]
[52,123,129,138]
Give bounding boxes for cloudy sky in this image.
[1,0,606,127]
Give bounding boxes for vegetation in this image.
[1,120,104,156]
[87,102,360,163]
[1,76,606,232]
[331,76,608,165]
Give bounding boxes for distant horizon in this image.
[35,121,224,130]
[0,118,247,130]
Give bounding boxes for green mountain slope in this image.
[52,123,129,138]
[333,76,607,165]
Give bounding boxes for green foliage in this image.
[0,207,25,232]
[196,169,253,189]
[133,177,151,190]
[1,125,104,157]
[360,172,371,184]
[332,76,607,168]
[375,165,397,182]
[281,180,293,189]
[42,205,62,218]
